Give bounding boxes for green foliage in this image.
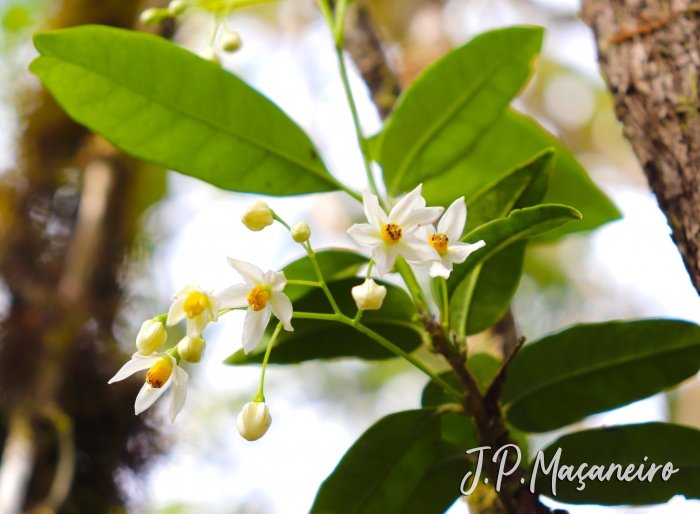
[503,319,700,433]
[310,409,467,514]
[379,27,543,196]
[533,423,700,505]
[422,371,477,449]
[423,109,621,239]
[447,204,582,295]
[225,277,425,364]
[30,25,342,196]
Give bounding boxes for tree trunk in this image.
[582,0,700,294]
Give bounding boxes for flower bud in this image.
[177,335,206,363]
[199,47,220,65]
[241,200,274,232]
[136,319,167,355]
[237,401,272,441]
[221,31,242,52]
[351,279,387,310]
[139,7,168,25]
[291,221,311,243]
[168,0,188,15]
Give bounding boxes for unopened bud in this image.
[351,278,387,310]
[139,7,168,25]
[199,47,220,65]
[291,221,311,243]
[177,335,206,363]
[168,0,188,15]
[241,200,274,232]
[136,319,167,355]
[221,31,242,52]
[237,401,272,441]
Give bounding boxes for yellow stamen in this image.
[429,233,449,254]
[381,223,402,244]
[146,358,173,389]
[183,291,208,319]
[247,285,270,312]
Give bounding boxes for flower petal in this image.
[362,189,387,228]
[372,244,398,278]
[242,306,271,354]
[187,313,209,338]
[388,184,424,225]
[348,223,382,247]
[414,224,436,243]
[446,240,486,265]
[396,235,441,263]
[264,270,287,292]
[426,259,451,279]
[172,284,198,299]
[207,293,221,322]
[166,297,186,326]
[269,291,293,331]
[217,283,250,309]
[169,366,189,423]
[401,206,444,234]
[134,373,173,415]
[227,257,264,285]
[438,197,467,241]
[108,354,162,384]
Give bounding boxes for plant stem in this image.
[253,322,283,402]
[456,263,481,339]
[292,312,340,321]
[287,279,322,287]
[394,257,427,312]
[304,242,342,315]
[440,278,450,333]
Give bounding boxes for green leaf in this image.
[310,409,445,514]
[380,27,543,196]
[533,423,700,505]
[423,109,621,239]
[447,204,582,295]
[225,277,425,364]
[503,319,700,433]
[30,25,342,196]
[422,371,477,450]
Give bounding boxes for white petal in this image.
[372,244,398,278]
[348,223,382,247]
[427,259,451,279]
[169,366,189,423]
[108,354,161,384]
[187,314,208,338]
[207,293,221,322]
[438,197,467,241]
[446,240,486,265]
[134,373,173,415]
[362,189,387,228]
[172,284,198,299]
[166,297,186,326]
[396,235,441,263]
[264,270,287,292]
[227,257,264,285]
[400,206,444,234]
[389,184,424,225]
[269,291,293,331]
[414,225,436,242]
[242,306,271,354]
[217,283,250,309]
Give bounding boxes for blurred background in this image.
[1,0,700,513]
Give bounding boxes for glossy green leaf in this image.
[225,277,425,364]
[30,25,342,196]
[533,423,700,505]
[447,204,582,295]
[310,409,444,514]
[503,319,700,433]
[423,109,621,239]
[380,27,543,196]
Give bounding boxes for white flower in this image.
[351,279,387,310]
[108,353,188,423]
[347,185,444,277]
[290,221,311,243]
[241,200,274,232]
[135,319,167,356]
[218,258,293,354]
[178,335,206,363]
[166,285,220,338]
[416,197,485,279]
[237,401,272,441]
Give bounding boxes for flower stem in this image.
[440,278,450,333]
[304,242,342,315]
[287,279,322,287]
[253,322,283,402]
[394,257,428,312]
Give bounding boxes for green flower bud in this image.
[139,7,168,25]
[221,31,242,53]
[177,335,206,363]
[290,221,311,243]
[168,0,188,16]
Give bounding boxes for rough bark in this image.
[582,0,700,294]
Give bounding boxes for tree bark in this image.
[582,0,700,294]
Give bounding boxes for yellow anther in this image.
[429,233,449,254]
[247,285,270,312]
[381,223,402,244]
[146,358,173,389]
[183,291,208,319]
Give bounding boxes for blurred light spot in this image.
[543,73,595,129]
